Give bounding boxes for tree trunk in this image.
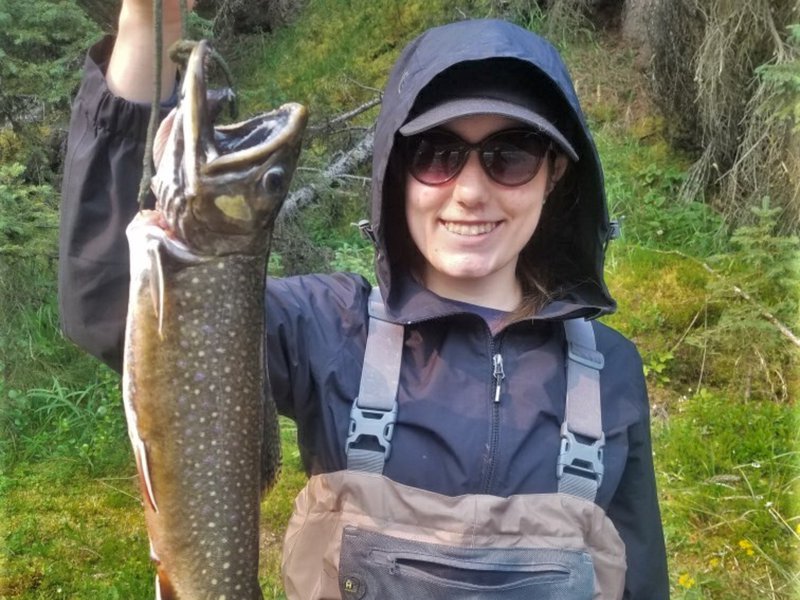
[76,0,122,32]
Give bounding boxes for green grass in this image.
[1,418,306,599]
[1,460,152,599]
[2,1,798,599]
[653,390,798,599]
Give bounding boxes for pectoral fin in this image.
[146,239,166,338]
[133,436,159,514]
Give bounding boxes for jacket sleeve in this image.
[57,35,367,440]
[58,35,154,373]
[608,373,670,599]
[265,273,370,466]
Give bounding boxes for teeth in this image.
[443,221,497,236]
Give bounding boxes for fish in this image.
[122,39,307,600]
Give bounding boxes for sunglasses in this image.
[403,128,552,187]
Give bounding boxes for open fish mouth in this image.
[151,39,308,257]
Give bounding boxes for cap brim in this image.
[399,97,579,162]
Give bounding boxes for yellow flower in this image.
[678,573,696,589]
[738,539,755,556]
[708,557,720,569]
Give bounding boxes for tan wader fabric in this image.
[282,470,626,600]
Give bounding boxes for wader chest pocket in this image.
[338,526,594,599]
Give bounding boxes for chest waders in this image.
[282,289,626,599]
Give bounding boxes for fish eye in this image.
[262,167,286,196]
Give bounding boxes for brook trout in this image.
[122,40,307,599]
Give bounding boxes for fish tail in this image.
[155,569,177,600]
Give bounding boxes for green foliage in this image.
[644,350,675,385]
[0,0,99,125]
[0,157,113,473]
[718,20,800,231]
[274,185,373,276]
[1,370,128,472]
[722,199,799,319]
[0,418,306,599]
[473,0,547,33]
[230,0,465,115]
[687,200,800,400]
[599,132,727,257]
[603,244,711,392]
[0,162,58,259]
[755,24,800,129]
[1,458,153,598]
[331,241,376,284]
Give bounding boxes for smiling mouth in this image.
[442,221,499,236]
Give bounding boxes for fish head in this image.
[152,40,308,257]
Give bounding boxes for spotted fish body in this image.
[123,40,307,599]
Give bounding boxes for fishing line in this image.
[136,0,166,210]
[136,0,239,210]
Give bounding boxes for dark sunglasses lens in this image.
[405,129,549,186]
[481,131,548,186]
[406,132,467,185]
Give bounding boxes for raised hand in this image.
[107,0,196,102]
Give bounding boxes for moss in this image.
[230,0,455,117]
[1,460,151,598]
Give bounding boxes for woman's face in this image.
[404,114,565,309]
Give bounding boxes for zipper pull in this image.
[492,353,505,403]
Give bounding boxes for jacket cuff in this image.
[79,35,176,141]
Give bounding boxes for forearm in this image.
[107,0,187,102]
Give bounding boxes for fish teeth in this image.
[443,221,497,236]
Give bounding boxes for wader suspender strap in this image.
[557,319,605,501]
[345,291,606,500]
[345,288,403,473]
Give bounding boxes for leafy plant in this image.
[1,370,128,471]
[0,0,99,126]
[687,199,799,400]
[0,162,58,259]
[331,241,376,284]
[601,137,727,257]
[644,350,674,385]
[755,24,800,131]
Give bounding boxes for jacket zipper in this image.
[483,337,505,493]
[492,353,505,403]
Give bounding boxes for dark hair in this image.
[510,154,583,319]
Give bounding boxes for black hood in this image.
[370,19,616,322]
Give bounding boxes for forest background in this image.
[1,0,798,598]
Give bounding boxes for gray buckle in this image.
[557,422,605,486]
[609,219,621,241]
[357,219,377,246]
[346,400,398,461]
[567,342,604,370]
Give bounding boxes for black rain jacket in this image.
[59,20,669,599]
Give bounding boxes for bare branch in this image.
[309,96,382,135]
[280,127,375,221]
[343,77,383,95]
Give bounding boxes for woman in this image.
[59,2,669,598]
